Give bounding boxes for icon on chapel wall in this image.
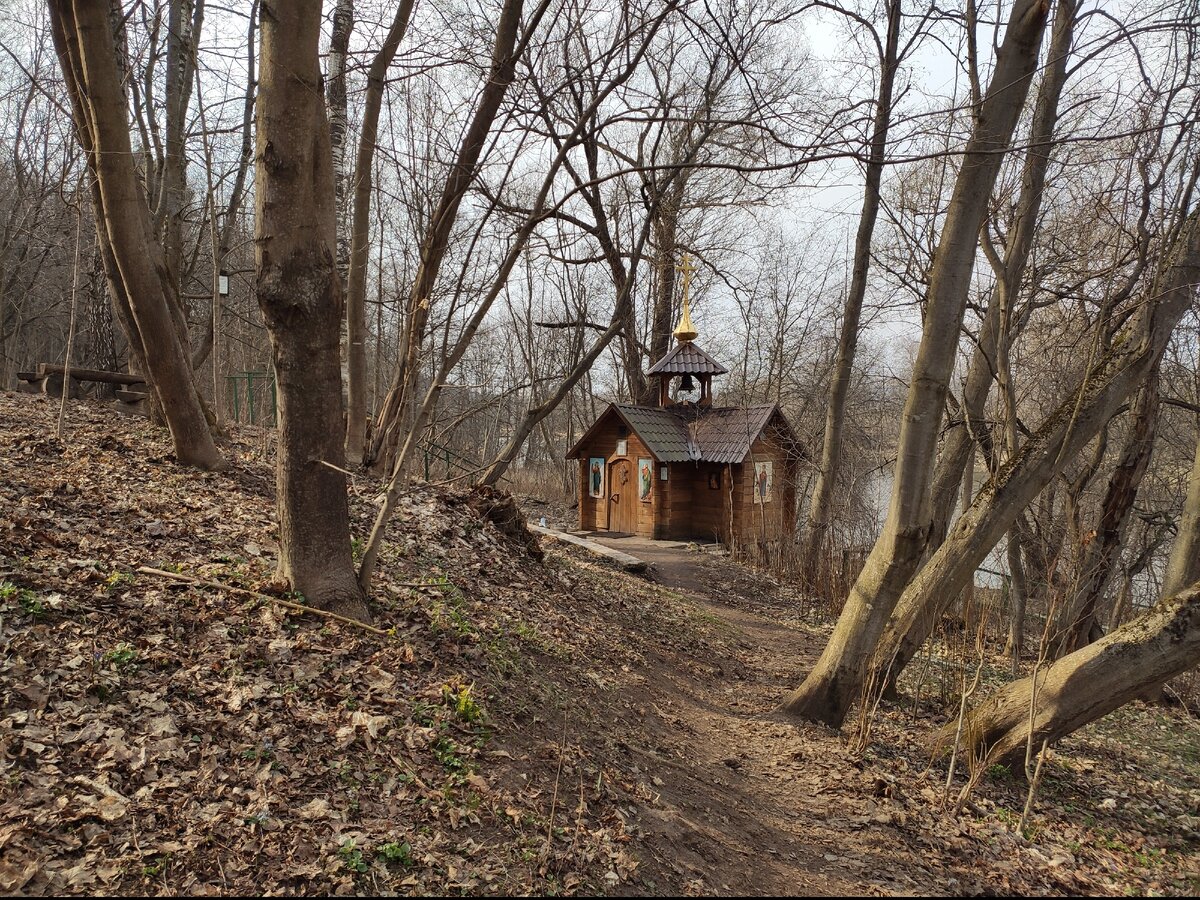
[616,439,628,457]
[638,458,653,501]
[588,458,605,498]
[708,471,721,490]
[754,461,773,504]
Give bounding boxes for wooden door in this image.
[608,460,636,533]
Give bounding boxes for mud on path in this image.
[577,535,975,896]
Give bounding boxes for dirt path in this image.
[586,535,964,896]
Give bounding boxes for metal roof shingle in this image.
[646,342,729,376]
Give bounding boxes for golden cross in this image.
[675,252,696,305]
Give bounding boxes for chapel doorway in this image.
[608,459,636,533]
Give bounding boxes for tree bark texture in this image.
[345,0,416,465]
[368,0,527,473]
[48,0,224,471]
[937,578,1200,768]
[327,0,353,278]
[255,0,369,620]
[779,0,1051,728]
[801,0,902,582]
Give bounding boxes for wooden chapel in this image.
[566,258,803,544]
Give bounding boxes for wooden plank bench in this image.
[18,365,149,415]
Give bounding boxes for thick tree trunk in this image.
[780,0,1051,728]
[256,0,369,621]
[345,1,416,465]
[937,578,1200,768]
[870,216,1200,691]
[645,190,681,393]
[49,0,224,471]
[1053,372,1160,656]
[801,0,902,583]
[369,0,528,473]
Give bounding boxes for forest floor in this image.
[2,391,1198,896]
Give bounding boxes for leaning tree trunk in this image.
[779,0,1051,728]
[870,215,1200,692]
[255,0,369,621]
[368,0,528,473]
[937,578,1200,769]
[345,0,416,465]
[1052,370,1160,657]
[873,0,1079,688]
[801,0,902,585]
[48,0,224,471]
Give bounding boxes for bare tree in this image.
[48,0,224,470]
[368,0,544,473]
[344,0,417,465]
[801,0,906,581]
[780,0,1051,727]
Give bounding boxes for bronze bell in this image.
[679,373,695,393]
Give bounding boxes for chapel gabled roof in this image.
[566,402,802,465]
[646,341,729,376]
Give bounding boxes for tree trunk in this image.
[1163,422,1200,597]
[645,188,682,394]
[801,0,902,584]
[870,216,1200,693]
[191,0,257,371]
[1003,524,1030,664]
[345,0,416,465]
[327,0,353,279]
[255,0,369,621]
[1053,371,1160,657]
[870,0,1079,688]
[369,0,529,473]
[158,0,200,312]
[937,578,1200,769]
[780,0,1051,728]
[49,0,224,471]
[927,294,1002,553]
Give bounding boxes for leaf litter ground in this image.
[1,391,1197,896]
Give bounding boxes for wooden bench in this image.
[17,364,149,415]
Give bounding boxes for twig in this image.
[136,566,390,635]
[546,714,569,851]
[316,458,356,477]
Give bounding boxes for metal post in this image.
[246,372,257,425]
[230,375,241,423]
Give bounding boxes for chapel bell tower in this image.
[647,253,728,408]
